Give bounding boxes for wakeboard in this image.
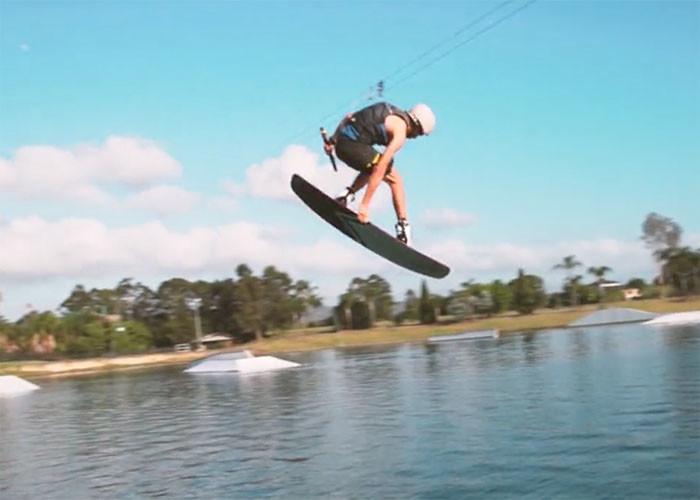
[290,174,450,279]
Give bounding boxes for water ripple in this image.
[1,324,698,499]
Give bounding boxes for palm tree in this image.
[588,266,612,283]
[588,265,612,302]
[553,255,583,306]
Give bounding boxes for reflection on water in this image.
[1,324,699,499]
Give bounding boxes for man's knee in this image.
[383,169,402,185]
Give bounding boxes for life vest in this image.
[338,102,412,146]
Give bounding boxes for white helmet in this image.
[408,103,436,135]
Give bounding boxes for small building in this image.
[197,333,234,350]
[623,288,642,300]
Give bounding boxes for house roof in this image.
[200,333,233,343]
[598,280,622,288]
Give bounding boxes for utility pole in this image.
[186,297,203,350]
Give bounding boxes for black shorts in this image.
[335,135,394,175]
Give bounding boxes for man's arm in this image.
[357,115,407,223]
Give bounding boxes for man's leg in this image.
[383,168,407,220]
[334,136,374,205]
[349,172,370,193]
[335,172,370,206]
[383,168,411,245]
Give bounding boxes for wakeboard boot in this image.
[395,219,412,246]
[334,187,355,207]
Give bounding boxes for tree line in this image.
[0,212,697,358]
[0,264,321,358]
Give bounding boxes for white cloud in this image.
[126,185,200,216]
[1,210,693,320]
[687,233,700,247]
[1,212,679,286]
[427,237,660,285]
[228,144,352,201]
[0,136,182,203]
[0,215,373,281]
[246,145,333,199]
[222,179,246,196]
[89,136,182,186]
[226,145,395,217]
[0,145,112,203]
[420,208,476,229]
[208,196,238,212]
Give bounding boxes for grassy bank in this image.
[248,297,700,354]
[2,297,698,379]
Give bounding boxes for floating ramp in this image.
[0,375,40,397]
[184,350,300,374]
[428,329,499,343]
[644,310,700,326]
[568,308,658,328]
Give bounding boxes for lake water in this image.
[1,324,699,499]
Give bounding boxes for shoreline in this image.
[3,298,699,380]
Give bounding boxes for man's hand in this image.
[357,204,370,223]
[323,143,334,156]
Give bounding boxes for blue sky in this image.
[1,0,698,320]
